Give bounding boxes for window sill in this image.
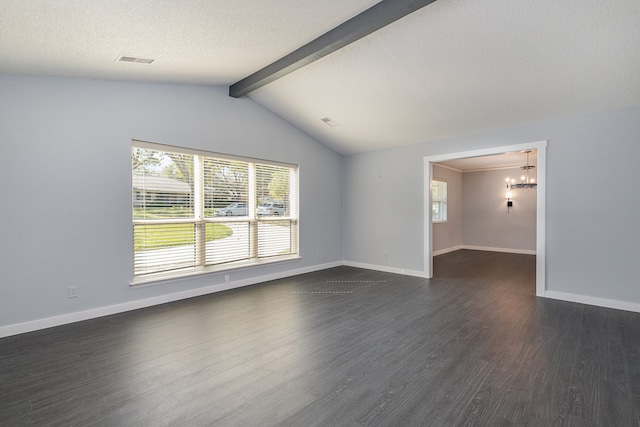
[130,254,302,287]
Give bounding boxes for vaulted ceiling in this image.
[2,0,640,155]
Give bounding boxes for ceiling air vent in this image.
[321,116,339,127]
[116,55,155,64]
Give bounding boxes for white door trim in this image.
[424,140,547,297]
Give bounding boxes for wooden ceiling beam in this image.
[229,0,439,98]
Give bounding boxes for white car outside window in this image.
[257,203,285,216]
[215,203,248,216]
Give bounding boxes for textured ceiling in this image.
[2,0,640,155]
[0,0,378,85]
[249,0,640,154]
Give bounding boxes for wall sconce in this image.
[506,190,513,212]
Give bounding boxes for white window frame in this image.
[131,140,299,285]
[432,179,447,223]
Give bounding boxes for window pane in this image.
[203,158,249,218]
[205,221,250,265]
[432,202,441,221]
[432,180,447,222]
[133,148,194,219]
[256,164,291,217]
[258,220,295,257]
[432,184,440,201]
[133,223,196,275]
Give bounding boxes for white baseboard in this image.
[544,291,640,313]
[5,260,639,337]
[342,261,427,278]
[433,245,464,256]
[433,245,535,256]
[0,261,343,338]
[461,245,536,255]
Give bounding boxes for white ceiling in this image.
[2,0,640,156]
[0,0,378,85]
[436,150,537,172]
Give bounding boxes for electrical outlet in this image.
[384,251,389,259]
[68,286,78,298]
[316,251,321,259]
[225,275,230,284]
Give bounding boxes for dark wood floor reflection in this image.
[2,250,639,426]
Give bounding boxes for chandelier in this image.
[505,150,536,212]
[506,150,537,192]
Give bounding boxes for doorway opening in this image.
[423,141,546,297]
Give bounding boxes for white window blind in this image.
[432,179,447,223]
[255,164,298,258]
[132,141,299,280]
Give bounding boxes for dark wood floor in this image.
[2,250,639,426]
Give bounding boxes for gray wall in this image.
[0,75,343,328]
[432,165,462,252]
[462,168,536,251]
[3,73,640,327]
[343,106,640,303]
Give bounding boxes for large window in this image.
[432,179,447,223]
[132,141,298,282]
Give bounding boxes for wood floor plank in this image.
[2,251,640,426]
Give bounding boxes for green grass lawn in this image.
[134,207,234,251]
[134,206,228,219]
[133,206,194,219]
[134,221,233,252]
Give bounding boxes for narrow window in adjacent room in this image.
[432,179,447,223]
[132,140,299,282]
